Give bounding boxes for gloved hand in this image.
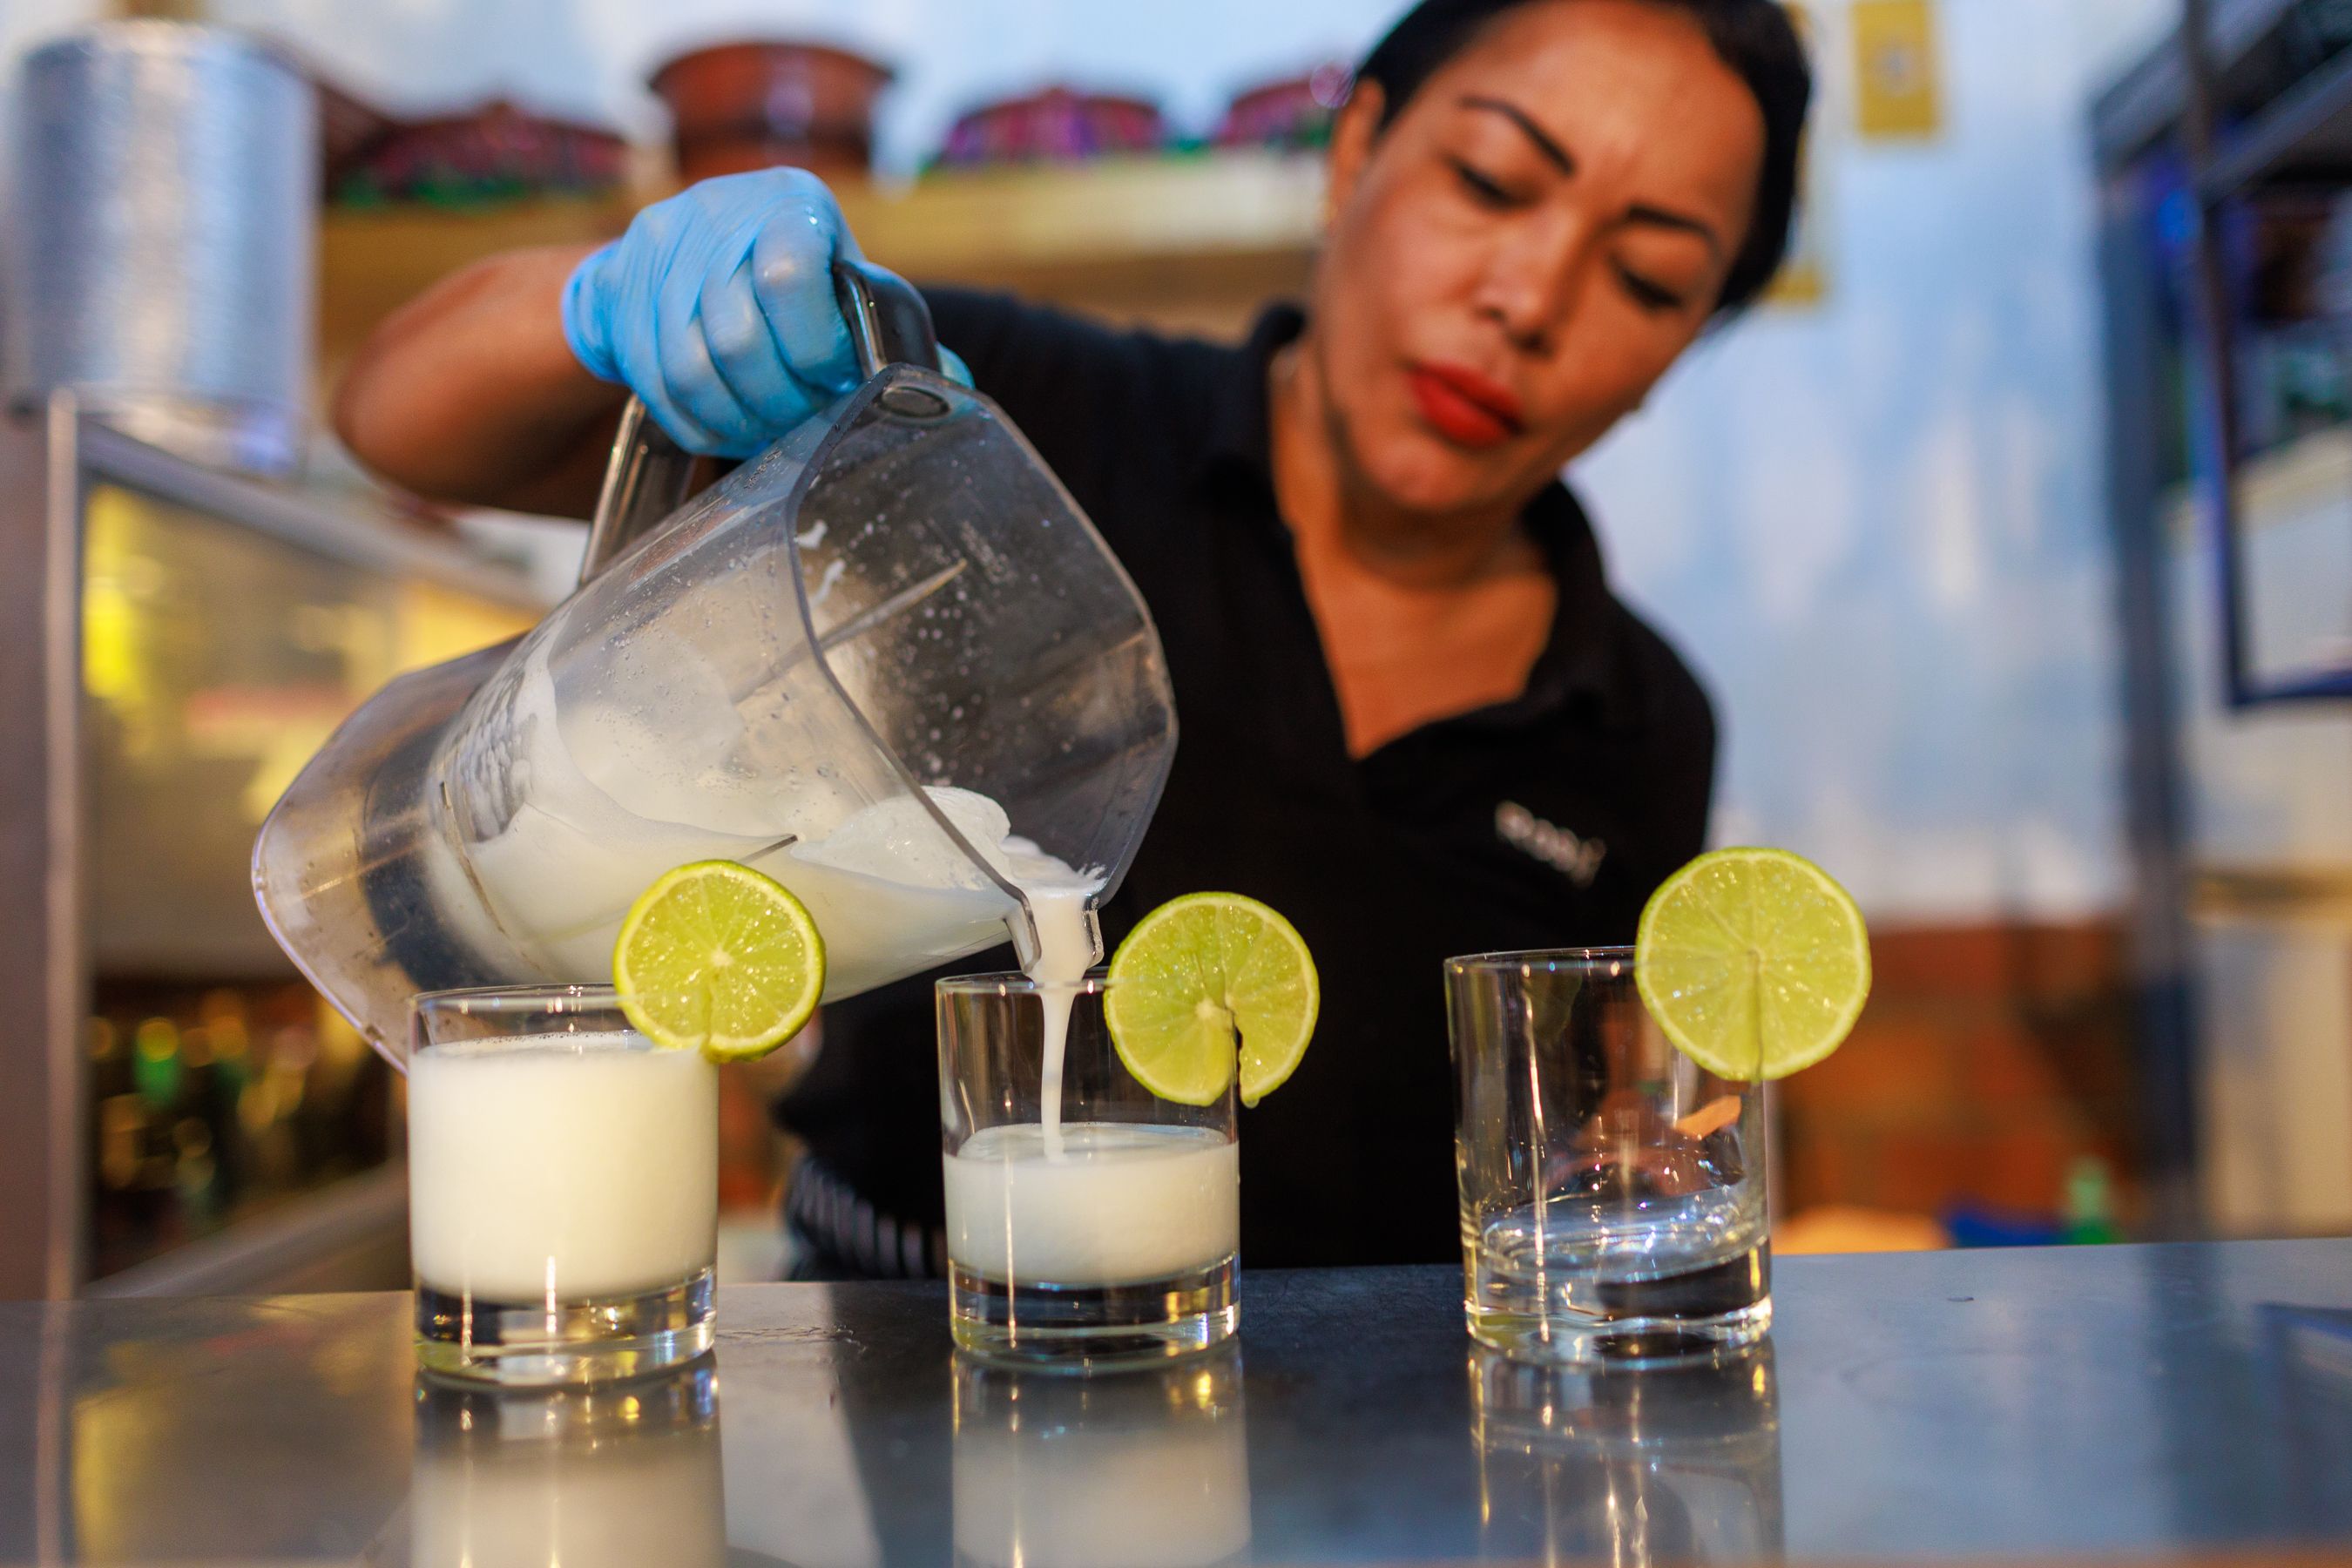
[562,168,963,457]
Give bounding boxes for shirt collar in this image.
[1200,302,1632,730]
[1193,302,1302,485]
[1499,481,1630,730]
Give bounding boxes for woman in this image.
[336,0,1811,1272]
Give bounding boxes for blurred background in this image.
[1,0,2347,1301]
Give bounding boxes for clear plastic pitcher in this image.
[254,262,1176,1064]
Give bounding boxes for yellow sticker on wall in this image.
[1762,1,1828,308]
[1853,0,1942,140]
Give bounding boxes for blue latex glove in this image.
[562,168,966,457]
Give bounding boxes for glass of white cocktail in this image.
[937,974,1240,1370]
[409,986,718,1386]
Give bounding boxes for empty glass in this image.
[1448,950,1770,1367]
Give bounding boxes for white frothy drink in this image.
[1021,884,1098,1156]
[943,846,1245,1296]
[407,1032,717,1303]
[944,1123,1240,1287]
[463,646,1097,1000]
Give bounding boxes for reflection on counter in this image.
[389,1363,725,1567]
[1470,1344,1782,1565]
[952,1348,1251,1568]
[60,1294,416,1558]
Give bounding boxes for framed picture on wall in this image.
[2199,193,2352,705]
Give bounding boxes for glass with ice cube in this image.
[409,986,718,1386]
[938,974,1239,1370]
[1447,950,1770,1367]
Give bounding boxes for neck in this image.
[1267,333,1530,590]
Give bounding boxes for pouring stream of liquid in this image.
[1023,887,1098,1161]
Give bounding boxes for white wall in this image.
[3,0,2179,925]
[1578,0,2171,921]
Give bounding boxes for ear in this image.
[1324,80,1385,233]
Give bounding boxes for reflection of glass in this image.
[1448,950,1770,1367]
[409,988,717,1386]
[402,1363,726,1568]
[1470,1344,1783,1566]
[952,1348,1251,1567]
[938,976,1239,1370]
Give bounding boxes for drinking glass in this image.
[1447,950,1770,1367]
[937,973,1239,1370]
[409,986,718,1385]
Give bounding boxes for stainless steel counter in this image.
[0,1240,2347,1564]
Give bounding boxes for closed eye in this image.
[1449,157,1521,210]
[1614,262,1687,314]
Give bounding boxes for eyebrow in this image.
[1625,202,1725,258]
[1459,95,1573,174]
[1456,94,1726,259]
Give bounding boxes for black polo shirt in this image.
[775,289,1716,1267]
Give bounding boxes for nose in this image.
[1472,211,1594,355]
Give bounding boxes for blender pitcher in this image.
[253,260,1177,1064]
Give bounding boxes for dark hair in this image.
[1355,0,1812,316]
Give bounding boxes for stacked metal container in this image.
[3,22,317,475]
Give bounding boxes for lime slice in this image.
[612,861,826,1062]
[1103,892,1319,1107]
[1634,848,1870,1082]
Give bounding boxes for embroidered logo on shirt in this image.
[1496,802,1607,888]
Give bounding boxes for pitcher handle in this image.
[579,397,697,585]
[580,257,940,585]
[832,256,942,377]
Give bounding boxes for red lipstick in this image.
[1407,362,1525,449]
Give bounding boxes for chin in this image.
[1353,422,1519,517]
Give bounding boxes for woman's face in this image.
[1312,0,1766,518]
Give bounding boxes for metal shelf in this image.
[2202,33,2352,195]
[2095,0,2315,164]
[0,403,548,1298]
[85,1164,409,1297]
[319,152,1326,364]
[78,417,547,608]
